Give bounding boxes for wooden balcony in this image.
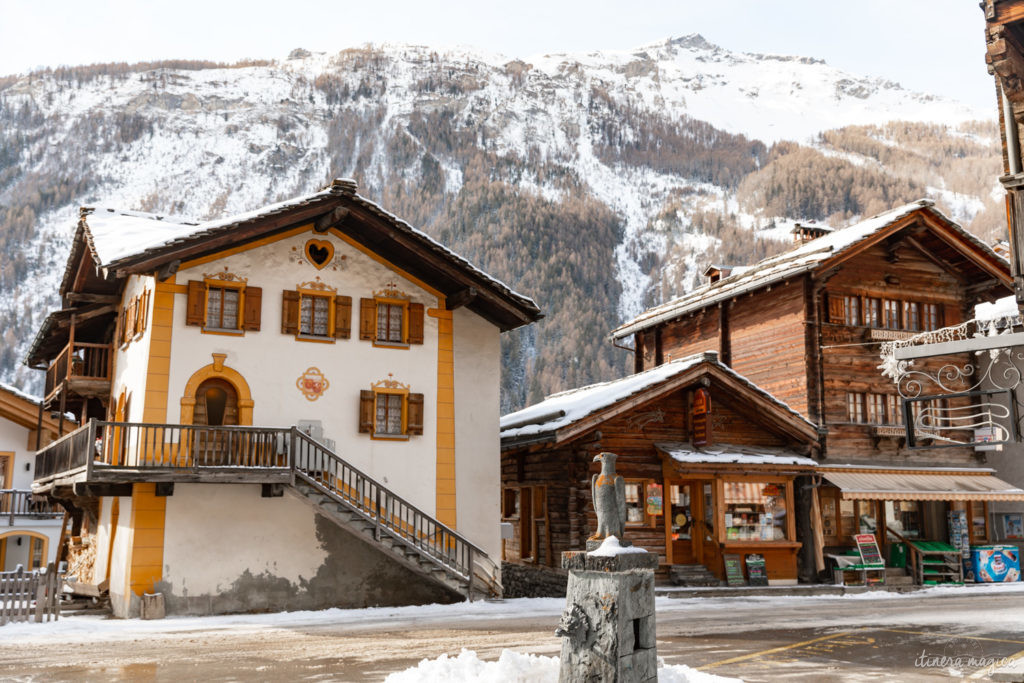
[44,342,112,402]
[0,490,62,524]
[33,421,293,492]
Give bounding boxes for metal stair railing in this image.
[290,429,493,600]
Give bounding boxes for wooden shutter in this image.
[138,290,149,335]
[827,293,845,324]
[358,390,375,433]
[359,298,376,340]
[407,303,425,344]
[281,290,300,334]
[186,280,206,326]
[334,295,352,339]
[242,286,262,331]
[407,393,424,435]
[124,298,137,343]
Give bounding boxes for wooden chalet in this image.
[610,200,1024,573]
[500,352,820,584]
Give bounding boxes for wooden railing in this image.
[0,490,62,525]
[32,421,491,599]
[45,342,112,400]
[293,431,484,596]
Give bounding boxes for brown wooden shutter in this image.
[407,393,424,435]
[334,295,352,339]
[359,390,375,433]
[281,290,300,334]
[124,298,137,343]
[827,293,845,324]
[138,291,149,334]
[407,303,425,344]
[186,281,205,326]
[359,298,376,340]
[242,286,262,331]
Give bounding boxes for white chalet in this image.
[26,179,541,617]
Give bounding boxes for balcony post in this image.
[86,420,97,479]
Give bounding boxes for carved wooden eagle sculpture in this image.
[590,452,626,541]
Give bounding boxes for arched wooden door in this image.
[192,379,239,464]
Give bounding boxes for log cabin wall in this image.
[728,280,809,416]
[650,308,720,370]
[818,240,975,463]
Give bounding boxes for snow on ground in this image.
[384,648,740,683]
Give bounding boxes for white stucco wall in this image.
[166,229,442,514]
[0,412,31,487]
[107,495,133,617]
[161,483,326,596]
[110,274,155,422]
[453,307,501,560]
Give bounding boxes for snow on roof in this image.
[78,181,538,313]
[500,351,815,442]
[0,381,42,406]
[656,443,816,467]
[975,295,1019,322]
[612,199,997,340]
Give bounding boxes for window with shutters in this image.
[358,379,424,439]
[119,291,150,347]
[185,276,261,335]
[359,287,425,347]
[281,279,351,343]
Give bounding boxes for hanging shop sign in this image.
[692,388,711,446]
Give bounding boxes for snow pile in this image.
[975,295,1018,321]
[589,536,649,557]
[384,649,741,683]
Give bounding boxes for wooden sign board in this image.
[692,388,711,447]
[745,554,768,586]
[854,533,883,566]
[723,553,745,586]
[646,483,663,516]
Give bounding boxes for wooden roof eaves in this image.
[542,363,818,449]
[0,385,67,434]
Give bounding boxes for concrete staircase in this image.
[287,431,500,601]
[669,564,722,587]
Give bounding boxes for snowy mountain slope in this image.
[0,36,1000,407]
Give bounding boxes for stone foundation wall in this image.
[502,561,568,598]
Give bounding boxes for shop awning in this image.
[820,468,1024,501]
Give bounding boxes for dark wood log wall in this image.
[649,307,720,368]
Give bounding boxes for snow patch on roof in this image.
[975,295,1019,322]
[0,380,42,406]
[612,199,965,339]
[656,443,816,467]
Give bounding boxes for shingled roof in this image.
[612,199,1009,340]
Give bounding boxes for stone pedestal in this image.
[556,548,658,682]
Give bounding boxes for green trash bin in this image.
[889,542,907,569]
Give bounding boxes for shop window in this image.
[186,279,261,334]
[844,296,860,326]
[358,385,424,439]
[923,303,943,331]
[822,493,877,545]
[865,298,882,327]
[624,481,647,526]
[969,501,989,543]
[669,484,693,541]
[847,392,866,423]
[723,481,788,541]
[884,500,922,539]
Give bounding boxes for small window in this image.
[847,392,865,423]
[844,296,860,326]
[865,298,882,327]
[923,303,943,331]
[903,301,920,332]
[358,387,424,438]
[300,293,332,337]
[883,299,900,330]
[886,395,900,425]
[207,285,241,330]
[376,302,406,343]
[375,393,404,435]
[866,394,886,425]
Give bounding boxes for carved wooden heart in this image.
[305,239,334,269]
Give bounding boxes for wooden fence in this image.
[0,563,63,625]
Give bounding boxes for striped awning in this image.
[821,469,1024,501]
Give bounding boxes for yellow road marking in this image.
[968,647,1024,680]
[880,629,1024,646]
[699,629,864,669]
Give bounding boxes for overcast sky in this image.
[0,0,997,110]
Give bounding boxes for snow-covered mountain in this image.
[0,36,1000,407]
